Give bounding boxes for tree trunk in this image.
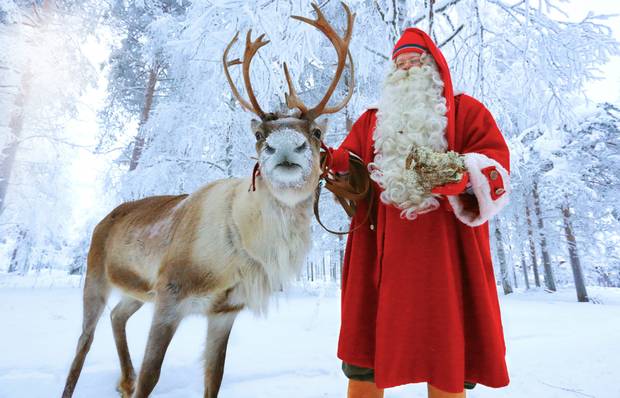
[594,266,613,287]
[224,128,233,178]
[0,68,32,217]
[513,212,527,289]
[521,253,530,290]
[493,219,513,294]
[128,65,158,171]
[533,181,556,291]
[375,0,408,43]
[222,97,237,178]
[525,203,541,287]
[8,230,24,272]
[474,1,485,99]
[8,229,30,274]
[428,0,435,37]
[561,202,589,303]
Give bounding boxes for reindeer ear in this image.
[251,119,262,132]
[317,117,328,132]
[251,119,263,140]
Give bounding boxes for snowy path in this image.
[0,284,619,398]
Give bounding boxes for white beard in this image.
[368,60,449,220]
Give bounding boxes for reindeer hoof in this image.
[116,377,136,398]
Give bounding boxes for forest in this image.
[1,0,619,303]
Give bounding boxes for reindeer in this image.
[62,3,355,398]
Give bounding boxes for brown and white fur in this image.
[61,117,327,398]
[63,3,355,396]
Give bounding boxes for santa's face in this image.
[395,52,424,71]
[368,52,448,220]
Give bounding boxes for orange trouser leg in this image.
[347,379,384,398]
[427,383,466,398]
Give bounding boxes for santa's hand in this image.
[431,172,469,195]
[328,147,351,174]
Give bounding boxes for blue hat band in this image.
[392,43,428,56]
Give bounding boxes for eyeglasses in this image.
[395,55,424,70]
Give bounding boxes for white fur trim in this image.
[447,153,510,227]
[348,151,362,161]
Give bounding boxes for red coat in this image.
[334,93,511,392]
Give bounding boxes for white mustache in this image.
[384,61,445,89]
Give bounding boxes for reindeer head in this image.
[223,2,355,206]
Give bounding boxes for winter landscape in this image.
[1,0,620,397]
[1,275,620,397]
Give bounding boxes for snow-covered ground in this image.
[0,275,619,398]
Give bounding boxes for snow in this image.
[0,279,619,398]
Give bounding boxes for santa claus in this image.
[330,28,511,398]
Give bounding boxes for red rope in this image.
[250,162,260,192]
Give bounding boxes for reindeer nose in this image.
[280,160,296,167]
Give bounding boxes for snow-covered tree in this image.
[0,0,102,273]
[88,0,619,291]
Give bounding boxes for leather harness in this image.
[249,142,374,235]
[314,143,374,235]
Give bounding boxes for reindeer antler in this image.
[223,30,270,120]
[284,2,356,120]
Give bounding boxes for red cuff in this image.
[330,147,351,173]
[431,173,470,196]
[481,166,505,200]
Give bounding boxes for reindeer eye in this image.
[312,128,322,140]
[255,131,262,140]
[295,142,308,152]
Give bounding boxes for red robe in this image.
[334,93,511,392]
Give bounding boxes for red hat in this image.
[392,29,429,59]
[391,28,456,150]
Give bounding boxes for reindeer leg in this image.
[62,275,110,398]
[110,296,144,398]
[132,294,182,398]
[204,310,240,398]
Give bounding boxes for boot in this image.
[427,383,466,398]
[347,380,384,398]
